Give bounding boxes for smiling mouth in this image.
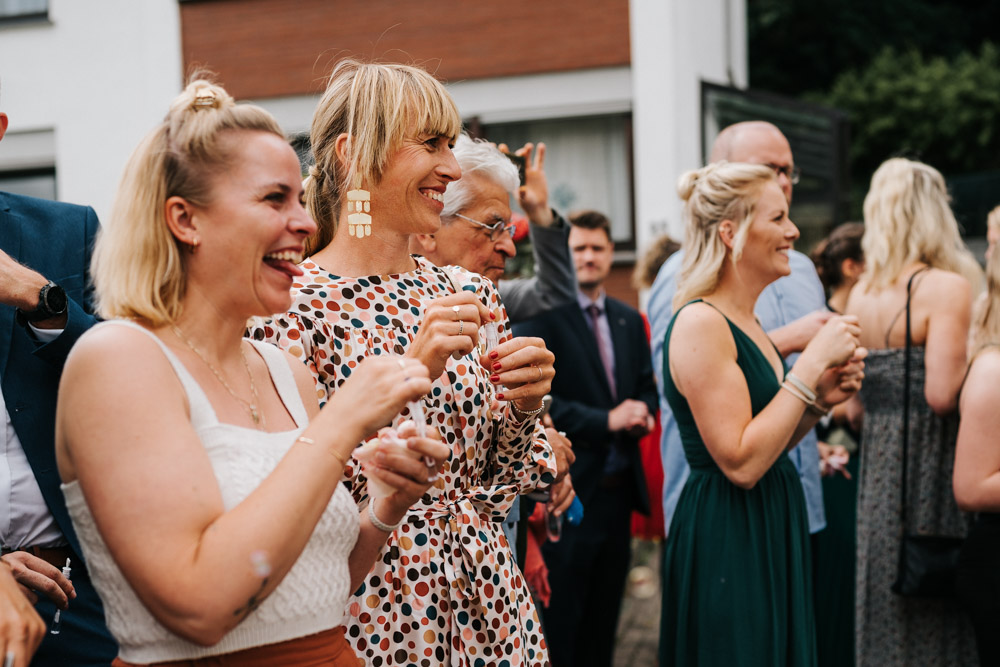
[420,189,443,203]
[264,250,303,263]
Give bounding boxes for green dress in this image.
[659,301,817,666]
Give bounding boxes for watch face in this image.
[42,283,68,316]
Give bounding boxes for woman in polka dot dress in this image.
[251,60,557,667]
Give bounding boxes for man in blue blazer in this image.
[514,211,657,667]
[0,102,115,665]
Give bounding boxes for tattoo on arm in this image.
[232,577,269,622]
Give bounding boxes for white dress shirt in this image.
[1,324,65,549]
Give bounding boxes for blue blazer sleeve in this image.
[31,205,99,369]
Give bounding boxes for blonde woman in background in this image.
[659,161,864,666]
[250,60,557,665]
[846,157,980,667]
[55,80,449,667]
[954,211,1000,665]
[984,204,1000,260]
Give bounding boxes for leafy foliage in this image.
[748,0,1000,97]
[819,44,1000,181]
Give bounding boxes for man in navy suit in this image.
[0,92,115,666]
[514,211,657,667]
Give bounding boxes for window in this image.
[0,168,56,200]
[0,0,47,21]
[481,114,635,247]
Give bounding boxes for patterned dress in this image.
[250,256,556,667]
[855,347,975,666]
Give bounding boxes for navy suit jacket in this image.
[514,297,657,515]
[0,191,99,560]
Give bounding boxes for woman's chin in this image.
[252,293,293,320]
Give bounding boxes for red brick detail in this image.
[180,0,630,100]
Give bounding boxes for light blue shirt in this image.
[648,249,827,535]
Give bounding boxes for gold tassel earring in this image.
[346,177,372,238]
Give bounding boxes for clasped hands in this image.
[608,399,655,437]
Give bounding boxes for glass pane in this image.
[0,0,47,18]
[483,115,633,244]
[0,171,56,200]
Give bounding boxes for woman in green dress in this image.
[659,162,866,666]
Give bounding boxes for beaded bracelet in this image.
[368,498,403,533]
[511,402,545,421]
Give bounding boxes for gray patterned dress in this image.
[855,347,976,666]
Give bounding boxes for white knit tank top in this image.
[62,320,360,664]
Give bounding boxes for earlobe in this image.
[164,196,199,248]
[842,258,864,280]
[413,233,437,253]
[718,220,736,249]
[334,133,352,170]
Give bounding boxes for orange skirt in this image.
[112,626,357,667]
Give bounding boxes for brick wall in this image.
[180,0,631,99]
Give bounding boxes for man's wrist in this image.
[16,280,69,329]
[11,270,50,311]
[527,206,555,228]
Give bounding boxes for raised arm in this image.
[56,326,437,646]
[499,142,576,320]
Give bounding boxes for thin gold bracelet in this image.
[296,435,350,468]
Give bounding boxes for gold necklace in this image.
[171,325,265,429]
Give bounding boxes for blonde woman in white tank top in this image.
[52,80,449,667]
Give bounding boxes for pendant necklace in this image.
[171,325,265,429]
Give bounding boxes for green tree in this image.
[819,44,1000,181]
[749,0,1000,97]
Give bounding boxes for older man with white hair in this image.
[410,134,577,564]
[410,134,576,322]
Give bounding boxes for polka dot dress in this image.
[250,256,556,666]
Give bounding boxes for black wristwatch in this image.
[16,281,68,323]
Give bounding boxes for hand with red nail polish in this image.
[478,336,555,418]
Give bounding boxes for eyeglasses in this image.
[453,213,516,241]
[766,163,801,185]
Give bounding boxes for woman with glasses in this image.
[409,133,577,324]
[250,60,557,665]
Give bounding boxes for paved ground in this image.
[613,539,662,667]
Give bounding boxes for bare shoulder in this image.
[62,323,189,419]
[962,348,1000,412]
[279,347,322,418]
[670,301,732,344]
[669,302,737,370]
[68,322,175,379]
[918,268,972,305]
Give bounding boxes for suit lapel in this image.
[0,195,22,380]
[565,303,615,402]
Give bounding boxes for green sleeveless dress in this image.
[659,301,817,666]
